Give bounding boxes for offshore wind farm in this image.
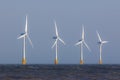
[16,17,109,65]
[0,0,120,80]
[0,0,119,65]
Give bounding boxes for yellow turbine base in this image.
[22,58,26,65]
[80,60,84,64]
[99,60,102,64]
[54,59,58,64]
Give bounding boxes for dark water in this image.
[0,64,120,80]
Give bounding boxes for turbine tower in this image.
[18,15,33,65]
[75,25,90,64]
[97,31,108,64]
[52,21,65,64]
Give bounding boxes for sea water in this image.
[0,64,119,80]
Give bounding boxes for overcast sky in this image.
[0,0,120,64]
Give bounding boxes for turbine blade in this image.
[96,31,102,42]
[17,34,25,39]
[27,35,33,48]
[52,40,57,48]
[25,15,28,33]
[75,41,82,46]
[103,41,108,44]
[54,20,59,36]
[82,24,84,40]
[58,37,65,45]
[84,41,91,51]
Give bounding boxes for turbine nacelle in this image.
[78,39,83,42]
[98,42,102,44]
[53,36,58,39]
[98,41,108,45]
[20,33,27,36]
[20,33,25,35]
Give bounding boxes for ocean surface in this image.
[0,64,119,80]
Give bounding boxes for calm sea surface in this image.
[0,64,119,80]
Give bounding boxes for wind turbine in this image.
[52,21,65,64]
[18,15,33,65]
[97,31,108,64]
[75,25,90,64]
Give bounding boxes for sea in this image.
[0,64,119,80]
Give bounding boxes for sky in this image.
[0,0,120,64]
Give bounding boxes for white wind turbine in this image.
[52,21,65,64]
[97,31,108,64]
[18,15,33,65]
[75,25,90,64]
